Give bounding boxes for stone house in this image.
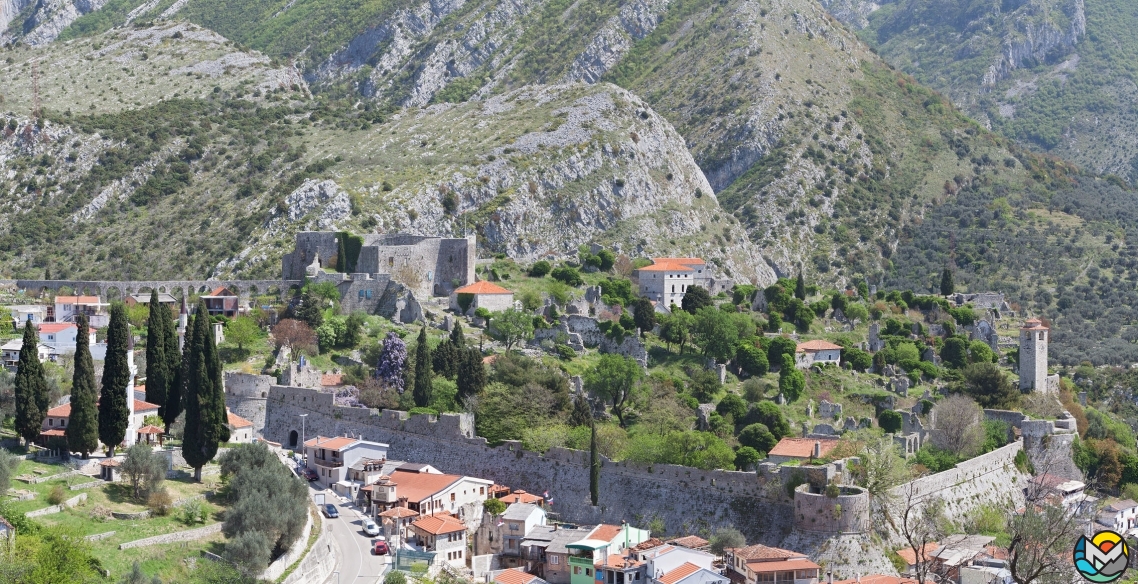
[635,261,695,309]
[723,544,819,584]
[303,436,390,490]
[381,465,494,521]
[794,340,842,369]
[451,281,515,315]
[766,438,839,465]
[1031,474,1088,512]
[409,514,468,568]
[501,503,548,560]
[201,286,241,317]
[226,410,255,443]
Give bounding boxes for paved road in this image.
[310,484,391,584]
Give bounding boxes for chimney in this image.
[856,574,860,583]
[813,441,821,458]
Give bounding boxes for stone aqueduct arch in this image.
[10,280,302,302]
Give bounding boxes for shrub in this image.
[385,572,408,584]
[47,485,65,505]
[483,498,507,515]
[529,261,552,277]
[551,267,583,286]
[878,410,903,434]
[181,499,205,525]
[147,488,174,516]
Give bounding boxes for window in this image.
[366,289,373,299]
[552,556,560,565]
[451,493,456,501]
[49,419,53,426]
[574,567,580,575]
[359,290,366,300]
[480,487,485,495]
[586,569,592,576]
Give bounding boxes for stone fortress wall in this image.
[793,484,870,535]
[224,372,272,438]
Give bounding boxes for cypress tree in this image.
[450,321,465,349]
[13,319,47,444]
[163,305,187,432]
[795,272,806,300]
[183,301,230,481]
[145,291,169,424]
[66,314,99,459]
[589,421,600,506]
[940,268,955,297]
[412,326,432,407]
[99,303,132,457]
[455,347,485,402]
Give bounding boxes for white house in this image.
[451,281,515,315]
[304,436,390,489]
[1,339,59,370]
[37,322,97,351]
[1032,474,1088,513]
[409,514,468,568]
[638,543,716,578]
[7,305,47,326]
[794,340,843,369]
[384,465,494,520]
[226,410,255,443]
[39,396,158,448]
[501,503,548,557]
[636,262,695,309]
[52,296,109,328]
[1098,499,1138,534]
[654,564,728,584]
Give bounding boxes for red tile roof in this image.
[768,437,839,460]
[55,296,101,304]
[321,373,343,387]
[227,411,253,429]
[411,514,466,535]
[494,568,538,584]
[388,469,463,504]
[796,339,843,352]
[500,490,544,505]
[379,507,419,518]
[667,536,709,549]
[39,429,65,437]
[137,425,163,435]
[134,399,160,412]
[728,545,804,561]
[1022,318,1048,331]
[596,554,644,569]
[46,398,157,418]
[639,262,693,272]
[304,436,358,450]
[745,559,820,573]
[100,459,120,467]
[205,286,237,297]
[658,563,702,584]
[896,542,937,566]
[590,524,624,543]
[37,323,77,334]
[631,538,665,552]
[454,281,513,295]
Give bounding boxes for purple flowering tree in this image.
[376,332,408,392]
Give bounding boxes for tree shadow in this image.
[218,346,251,364]
[102,482,143,505]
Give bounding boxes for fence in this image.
[394,549,436,573]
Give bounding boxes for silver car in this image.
[363,519,380,536]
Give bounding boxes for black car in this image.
[323,504,339,518]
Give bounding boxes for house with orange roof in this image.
[451,280,515,315]
[499,490,545,505]
[303,435,390,491]
[566,524,652,584]
[724,544,817,584]
[409,514,469,567]
[653,562,729,584]
[39,396,159,449]
[379,465,493,521]
[201,286,240,317]
[490,568,551,584]
[226,409,254,443]
[635,261,695,309]
[795,340,843,369]
[51,295,108,327]
[36,322,96,350]
[766,438,840,464]
[635,542,715,582]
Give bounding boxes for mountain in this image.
[3,0,1138,364]
[831,0,1138,182]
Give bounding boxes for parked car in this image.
[303,468,318,482]
[373,538,389,555]
[363,520,380,536]
[323,504,339,518]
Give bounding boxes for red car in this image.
[302,468,318,482]
[373,540,389,555]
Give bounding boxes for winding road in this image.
[309,483,391,584]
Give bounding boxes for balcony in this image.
[312,458,344,468]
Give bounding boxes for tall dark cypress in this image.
[336,234,348,272]
[13,319,47,444]
[183,301,229,482]
[794,272,807,300]
[145,291,169,424]
[412,326,433,407]
[450,321,465,349]
[98,303,131,457]
[66,314,99,458]
[589,421,600,506]
[455,347,485,402]
[163,307,189,434]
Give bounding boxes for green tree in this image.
[183,301,230,481]
[432,337,458,379]
[491,308,535,350]
[968,340,995,364]
[219,443,308,577]
[716,394,747,422]
[342,312,366,348]
[590,421,600,506]
[958,363,1020,410]
[778,354,805,402]
[632,297,657,336]
[584,354,644,427]
[529,261,552,277]
[941,337,969,369]
[163,309,188,435]
[738,423,777,452]
[734,446,762,470]
[121,442,167,499]
[660,310,693,353]
[693,307,739,362]
[144,291,169,425]
[762,337,791,370]
[225,317,260,352]
[24,528,103,582]
[709,527,746,555]
[67,314,100,459]
[14,319,48,444]
[483,498,507,515]
[413,326,433,408]
[681,285,712,314]
[750,401,791,439]
[795,272,806,300]
[456,347,486,402]
[99,303,132,456]
[296,291,324,328]
[878,410,903,434]
[940,268,955,296]
[336,234,348,272]
[843,347,872,372]
[735,343,769,377]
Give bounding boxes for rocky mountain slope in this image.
[837,0,1138,181]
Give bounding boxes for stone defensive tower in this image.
[1019,318,1049,392]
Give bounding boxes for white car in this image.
[363,520,380,536]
